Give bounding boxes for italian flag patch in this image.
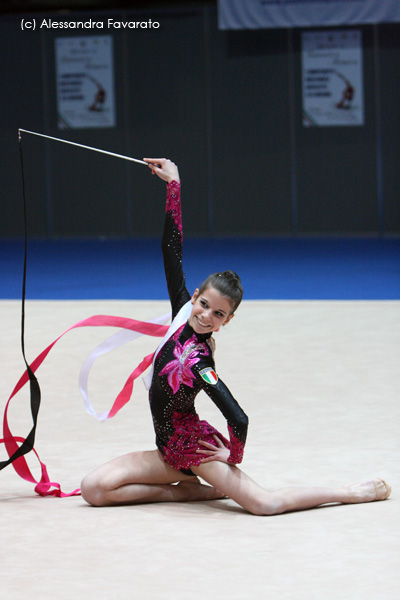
[199,367,218,385]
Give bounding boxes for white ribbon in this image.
[79,312,171,421]
[78,301,193,420]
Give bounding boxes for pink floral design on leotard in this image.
[159,337,209,394]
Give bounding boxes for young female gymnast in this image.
[80,158,391,515]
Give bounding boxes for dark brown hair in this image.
[198,271,243,313]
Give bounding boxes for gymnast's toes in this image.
[373,479,391,501]
[343,479,392,503]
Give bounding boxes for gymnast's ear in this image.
[191,289,199,304]
[223,312,235,326]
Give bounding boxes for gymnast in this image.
[80,158,391,514]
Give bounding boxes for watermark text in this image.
[21,18,160,31]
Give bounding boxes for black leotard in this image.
[148,181,248,474]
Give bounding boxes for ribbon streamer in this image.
[0,130,159,496]
[79,312,171,421]
[1,314,170,496]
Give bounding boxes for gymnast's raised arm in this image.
[143,158,188,318]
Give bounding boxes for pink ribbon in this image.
[1,314,169,497]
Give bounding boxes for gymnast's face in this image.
[189,286,234,335]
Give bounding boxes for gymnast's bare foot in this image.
[176,477,226,502]
[343,479,391,503]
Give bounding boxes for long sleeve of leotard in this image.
[161,181,191,319]
[195,364,249,464]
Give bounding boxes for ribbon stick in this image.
[18,128,150,165]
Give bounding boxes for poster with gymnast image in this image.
[55,36,116,129]
[301,29,364,127]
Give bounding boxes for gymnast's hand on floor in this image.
[197,435,230,464]
[143,158,180,183]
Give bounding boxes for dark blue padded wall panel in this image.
[122,7,209,236]
[209,19,293,234]
[1,6,399,238]
[294,26,379,234]
[0,16,48,236]
[379,24,400,234]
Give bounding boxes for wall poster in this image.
[55,36,116,129]
[302,29,364,127]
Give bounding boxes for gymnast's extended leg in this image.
[190,461,391,516]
